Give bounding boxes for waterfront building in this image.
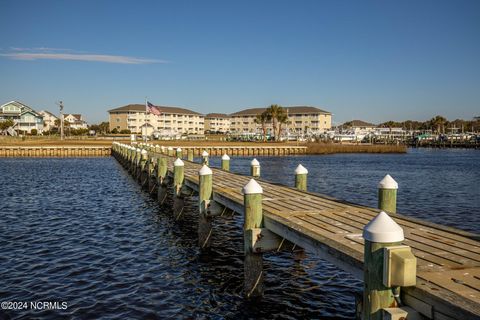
[64,114,88,129]
[39,110,59,131]
[229,106,332,135]
[204,113,231,133]
[0,100,44,134]
[341,120,376,134]
[108,104,204,135]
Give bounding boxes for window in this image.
[116,118,120,122]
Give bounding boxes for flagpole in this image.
[144,97,147,143]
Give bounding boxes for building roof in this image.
[1,100,42,117]
[343,120,376,127]
[229,106,331,116]
[205,113,230,118]
[39,110,58,118]
[108,104,203,116]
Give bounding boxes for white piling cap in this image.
[295,164,308,175]
[199,165,212,176]
[202,150,209,157]
[250,158,260,166]
[222,154,230,160]
[363,211,404,243]
[176,147,182,151]
[174,158,184,166]
[242,178,263,194]
[141,149,148,154]
[168,147,173,150]
[136,148,141,152]
[378,174,398,189]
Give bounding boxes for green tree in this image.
[276,111,288,138]
[30,128,38,135]
[265,104,285,141]
[120,129,131,134]
[0,119,15,130]
[111,128,119,134]
[254,111,271,141]
[430,115,448,134]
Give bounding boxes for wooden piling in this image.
[362,211,404,320]
[198,165,213,249]
[157,156,168,204]
[221,154,230,171]
[243,179,264,298]
[202,150,209,166]
[187,149,194,162]
[378,175,398,213]
[250,158,260,178]
[173,158,185,219]
[294,164,308,191]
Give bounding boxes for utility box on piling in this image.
[383,245,417,287]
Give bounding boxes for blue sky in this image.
[1,0,479,125]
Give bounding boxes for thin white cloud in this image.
[0,49,166,64]
[9,47,74,52]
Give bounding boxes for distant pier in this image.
[0,146,111,157]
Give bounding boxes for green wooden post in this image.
[198,165,213,249]
[362,211,404,320]
[187,149,194,162]
[243,178,264,298]
[173,158,185,219]
[378,174,398,213]
[139,149,148,182]
[168,147,174,156]
[221,154,230,171]
[202,150,209,165]
[250,158,260,178]
[134,148,141,177]
[176,147,183,159]
[294,164,308,191]
[157,156,168,204]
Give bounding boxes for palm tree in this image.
[276,110,288,140]
[254,111,271,141]
[430,115,447,134]
[266,104,284,141]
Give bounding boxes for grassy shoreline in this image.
[0,137,407,153]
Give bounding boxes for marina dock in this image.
[0,145,306,157]
[0,146,111,157]
[112,143,480,320]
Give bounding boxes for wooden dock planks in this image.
[154,153,480,319]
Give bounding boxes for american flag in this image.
[146,101,162,115]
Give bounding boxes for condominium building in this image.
[0,101,44,134]
[204,113,231,133]
[108,104,204,135]
[229,106,332,135]
[39,110,59,131]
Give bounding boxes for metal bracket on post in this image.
[245,228,286,253]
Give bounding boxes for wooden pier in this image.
[112,143,480,320]
[0,146,111,157]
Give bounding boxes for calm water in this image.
[1,149,478,319]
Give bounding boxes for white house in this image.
[39,110,59,131]
[64,114,88,129]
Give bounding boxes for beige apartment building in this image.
[204,113,230,133]
[229,106,331,135]
[108,104,204,135]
